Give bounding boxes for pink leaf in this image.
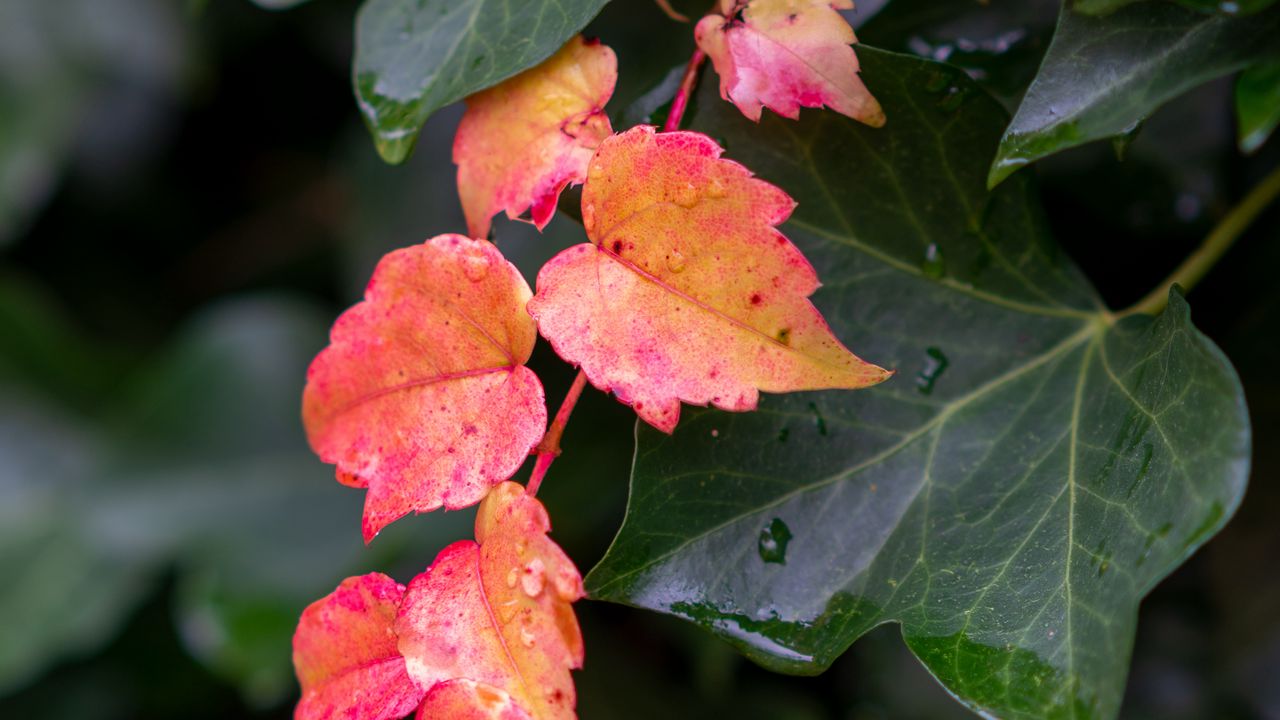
[695,0,885,125]
[293,574,424,720]
[302,235,547,541]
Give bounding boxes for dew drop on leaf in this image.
[808,402,827,436]
[758,517,793,564]
[506,567,519,588]
[666,248,687,273]
[916,347,949,395]
[520,558,546,597]
[922,242,945,279]
[520,627,537,647]
[462,252,492,282]
[673,182,699,208]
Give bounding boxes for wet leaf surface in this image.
[990,0,1280,185]
[586,48,1250,720]
[353,0,610,163]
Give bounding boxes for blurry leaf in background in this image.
[853,0,1060,106]
[352,0,611,164]
[0,289,472,706]
[250,0,313,10]
[587,49,1250,720]
[0,0,187,245]
[989,0,1280,186]
[1235,60,1280,154]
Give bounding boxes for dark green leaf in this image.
[989,1,1280,187]
[1236,60,1280,153]
[353,0,610,163]
[586,48,1250,720]
[1075,0,1277,15]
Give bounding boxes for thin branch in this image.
[527,369,590,496]
[1120,164,1280,317]
[664,48,707,132]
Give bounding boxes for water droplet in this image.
[515,539,527,557]
[587,163,603,181]
[808,402,827,436]
[505,567,519,588]
[520,627,536,647]
[462,252,492,282]
[916,347,949,395]
[936,85,972,112]
[1111,120,1143,160]
[923,69,951,93]
[705,178,728,199]
[922,243,945,279]
[758,518,793,564]
[666,247,687,273]
[673,182,699,208]
[496,599,519,623]
[520,558,546,597]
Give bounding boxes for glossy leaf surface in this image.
[528,126,890,433]
[455,35,615,239]
[587,48,1250,720]
[695,0,884,125]
[1236,60,1280,153]
[302,235,546,542]
[990,0,1280,186]
[397,482,584,720]
[353,0,611,163]
[293,574,424,720]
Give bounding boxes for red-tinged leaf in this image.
[695,0,885,126]
[417,680,532,720]
[527,126,890,433]
[293,574,424,720]
[396,482,584,720]
[302,235,547,542]
[454,35,617,239]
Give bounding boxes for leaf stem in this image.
[664,48,707,132]
[527,368,590,496]
[1120,164,1280,317]
[655,0,690,22]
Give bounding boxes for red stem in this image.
[526,369,590,496]
[664,48,707,132]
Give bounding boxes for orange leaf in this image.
[455,35,616,239]
[396,482,585,720]
[527,126,890,433]
[293,574,424,720]
[695,0,884,126]
[302,235,547,542]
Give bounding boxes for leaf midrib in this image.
[590,320,1104,597]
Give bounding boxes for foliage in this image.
[2,0,1277,719]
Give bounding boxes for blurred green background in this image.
[0,1,1277,718]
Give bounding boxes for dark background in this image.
[0,0,1276,718]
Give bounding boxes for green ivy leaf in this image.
[1236,60,1280,153]
[586,48,1250,720]
[989,0,1280,187]
[353,0,610,164]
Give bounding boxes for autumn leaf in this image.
[694,0,884,126]
[455,35,616,239]
[527,126,890,433]
[293,573,424,720]
[302,235,547,542]
[396,481,585,720]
